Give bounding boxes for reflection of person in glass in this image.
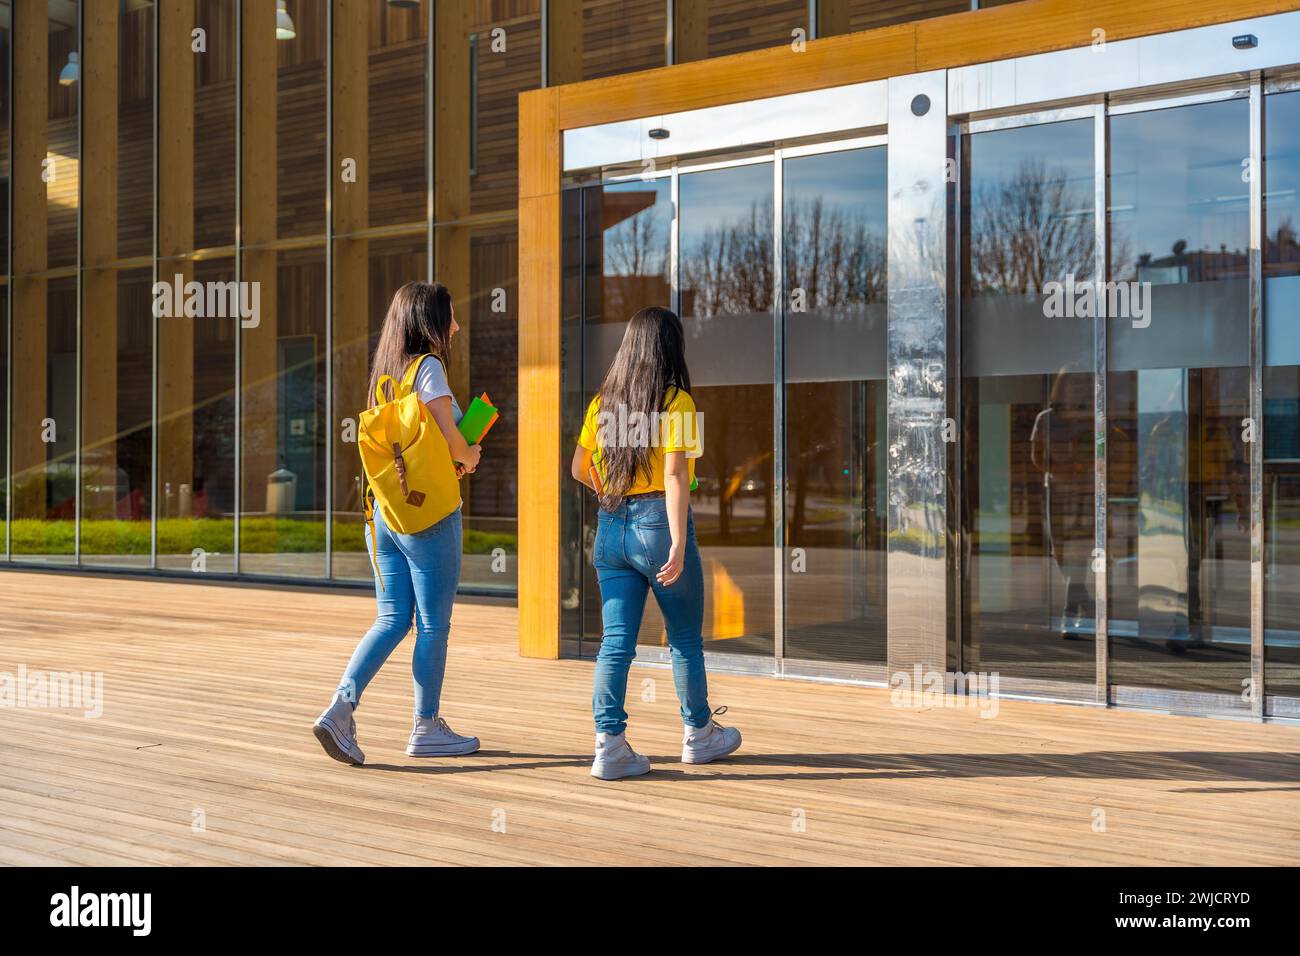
[1031,369,1093,639]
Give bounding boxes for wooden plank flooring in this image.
[1,570,1298,866]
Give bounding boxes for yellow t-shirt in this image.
[577,387,702,495]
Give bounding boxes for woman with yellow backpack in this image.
[313,281,482,765]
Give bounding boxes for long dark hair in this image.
[595,306,691,512]
[368,281,454,406]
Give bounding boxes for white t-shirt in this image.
[414,356,462,423]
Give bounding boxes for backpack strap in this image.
[400,352,453,401]
[361,479,385,592]
[400,353,432,395]
[373,374,399,408]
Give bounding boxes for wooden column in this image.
[331,0,368,521]
[517,87,561,658]
[817,0,852,38]
[81,1,119,520]
[11,0,49,519]
[547,0,583,85]
[240,0,279,512]
[158,0,196,513]
[673,0,709,63]
[436,0,471,509]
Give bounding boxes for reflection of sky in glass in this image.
[680,163,774,251]
[967,118,1095,294]
[783,147,886,234]
[1110,98,1249,278]
[970,118,1094,221]
[601,179,670,278]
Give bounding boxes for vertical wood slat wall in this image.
[515,0,1300,658]
[11,0,49,520]
[158,0,196,509]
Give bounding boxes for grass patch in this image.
[10,518,516,556]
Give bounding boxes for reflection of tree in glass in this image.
[782,196,885,544]
[969,158,1096,294]
[602,204,670,323]
[1269,215,1300,274]
[677,200,774,539]
[783,196,885,307]
[680,201,774,317]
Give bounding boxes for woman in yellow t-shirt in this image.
[570,306,741,780]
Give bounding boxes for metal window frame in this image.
[469,31,479,177]
[1093,100,1109,705]
[73,0,83,566]
[4,1,12,562]
[150,0,160,571]
[1249,73,1265,718]
[324,0,334,577]
[772,147,786,667]
[233,0,243,575]
[427,0,435,281]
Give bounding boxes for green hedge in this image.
[8,518,516,556]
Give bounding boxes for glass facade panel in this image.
[1264,89,1300,701]
[0,2,9,556]
[1107,98,1252,695]
[156,0,237,576]
[80,267,152,568]
[239,245,328,578]
[959,118,1096,683]
[79,1,154,568]
[461,222,520,591]
[191,0,237,251]
[357,0,426,231]
[782,146,889,667]
[11,276,77,563]
[0,1,8,279]
[468,3,541,217]
[44,3,79,272]
[238,2,328,578]
[156,256,238,575]
[331,235,425,581]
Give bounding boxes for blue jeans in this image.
[592,496,711,735]
[337,507,462,718]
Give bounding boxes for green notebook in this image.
[458,393,500,445]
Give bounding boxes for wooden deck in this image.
[2,569,1298,866]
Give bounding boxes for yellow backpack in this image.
[358,354,461,587]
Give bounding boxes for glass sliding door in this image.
[781,144,888,669]
[958,117,1097,687]
[1107,97,1252,698]
[1264,88,1300,704]
[572,177,675,651]
[679,161,776,657]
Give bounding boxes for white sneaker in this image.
[313,695,365,765]
[407,716,480,757]
[682,707,742,764]
[591,732,651,780]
